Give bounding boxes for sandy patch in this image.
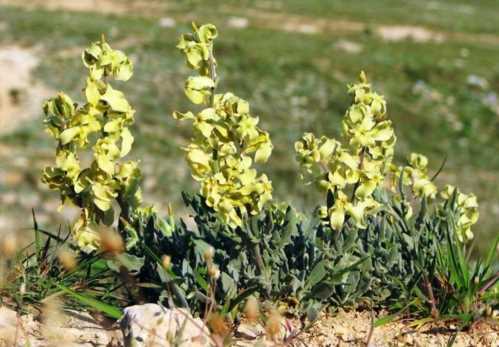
[302,310,498,347]
[377,25,445,43]
[0,46,52,134]
[335,40,363,54]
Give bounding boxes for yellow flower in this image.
[43,37,143,252]
[295,72,395,230]
[173,24,273,227]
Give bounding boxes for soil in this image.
[299,310,498,347]
[2,306,497,347]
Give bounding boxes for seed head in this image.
[208,312,230,337]
[244,296,260,322]
[57,248,77,271]
[99,228,124,255]
[0,234,17,258]
[265,309,282,341]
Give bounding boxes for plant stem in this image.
[351,147,367,201]
[208,45,217,107]
[424,275,439,319]
[479,271,499,295]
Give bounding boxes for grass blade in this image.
[55,283,122,319]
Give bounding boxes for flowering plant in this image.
[42,38,149,252]
[295,72,479,241]
[295,72,396,230]
[173,23,273,228]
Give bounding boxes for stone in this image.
[158,17,176,28]
[0,306,121,347]
[227,17,249,29]
[119,304,210,347]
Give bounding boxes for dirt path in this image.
[2,0,499,45]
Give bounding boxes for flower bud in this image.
[161,255,171,269]
[203,246,215,263]
[207,264,220,280]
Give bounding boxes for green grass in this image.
[0,2,498,257]
[200,0,499,34]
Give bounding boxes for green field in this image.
[0,0,498,256]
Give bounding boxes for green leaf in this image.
[305,260,327,290]
[374,314,398,327]
[107,253,145,273]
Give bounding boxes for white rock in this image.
[1,306,123,347]
[0,306,33,347]
[227,17,249,29]
[335,40,363,54]
[158,17,176,28]
[0,306,17,328]
[119,304,210,347]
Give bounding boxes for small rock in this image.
[467,74,489,90]
[0,306,29,346]
[158,17,176,28]
[119,304,210,347]
[0,306,17,328]
[227,17,249,29]
[236,323,264,339]
[335,40,363,54]
[234,318,296,346]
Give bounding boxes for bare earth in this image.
[2,307,497,347]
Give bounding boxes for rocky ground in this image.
[1,305,497,347]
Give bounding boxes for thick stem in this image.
[208,45,217,107]
[424,275,439,319]
[252,241,271,295]
[350,147,367,201]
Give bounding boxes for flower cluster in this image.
[42,39,143,252]
[174,23,273,228]
[440,185,479,242]
[295,72,396,230]
[390,153,438,199]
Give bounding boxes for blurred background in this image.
[0,0,497,257]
